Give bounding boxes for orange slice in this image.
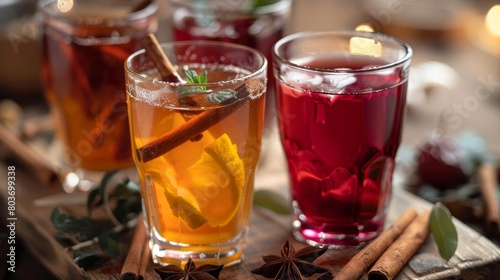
[188,133,245,227]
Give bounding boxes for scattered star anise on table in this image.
[154,258,224,280]
[251,240,333,280]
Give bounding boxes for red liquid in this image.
[276,55,407,246]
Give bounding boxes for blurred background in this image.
[1,0,500,240]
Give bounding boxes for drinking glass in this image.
[273,31,412,248]
[125,41,267,266]
[38,0,157,189]
[169,0,292,132]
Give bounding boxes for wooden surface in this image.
[2,158,500,280]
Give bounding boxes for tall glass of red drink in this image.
[273,31,412,248]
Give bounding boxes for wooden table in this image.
[2,133,500,280]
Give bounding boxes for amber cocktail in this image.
[125,41,267,266]
[39,0,157,175]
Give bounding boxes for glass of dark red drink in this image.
[273,31,412,248]
[38,0,157,187]
[169,0,292,131]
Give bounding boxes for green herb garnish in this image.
[253,0,280,8]
[179,68,238,104]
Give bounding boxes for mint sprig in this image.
[179,68,237,104]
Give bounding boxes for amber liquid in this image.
[127,65,266,266]
[41,2,154,171]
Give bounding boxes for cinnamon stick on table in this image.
[335,208,418,280]
[368,210,431,280]
[135,34,248,163]
[0,123,60,188]
[478,164,500,234]
[121,214,147,280]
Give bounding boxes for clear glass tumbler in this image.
[38,0,158,189]
[125,41,267,267]
[273,31,412,248]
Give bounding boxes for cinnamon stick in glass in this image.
[368,210,431,280]
[335,208,418,280]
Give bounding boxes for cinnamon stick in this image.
[138,239,151,280]
[368,210,431,280]
[120,214,147,280]
[478,164,500,234]
[140,34,183,83]
[137,94,247,162]
[335,208,418,280]
[0,123,60,188]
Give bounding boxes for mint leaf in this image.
[179,69,208,99]
[179,69,237,104]
[184,69,208,84]
[253,0,280,8]
[430,202,458,261]
[207,89,237,104]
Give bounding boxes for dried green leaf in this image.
[98,232,121,257]
[87,170,119,214]
[430,202,458,261]
[253,189,290,215]
[74,250,110,270]
[51,208,103,242]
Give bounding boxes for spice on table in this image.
[120,214,147,280]
[154,258,224,280]
[368,210,431,280]
[335,208,418,280]
[250,240,333,280]
[478,163,500,234]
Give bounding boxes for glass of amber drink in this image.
[125,41,267,266]
[39,0,157,185]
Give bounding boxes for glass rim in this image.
[169,0,292,16]
[125,40,268,87]
[273,30,413,74]
[37,0,158,23]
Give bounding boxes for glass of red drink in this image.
[169,0,292,131]
[273,31,412,248]
[38,0,157,188]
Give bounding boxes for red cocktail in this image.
[273,31,412,247]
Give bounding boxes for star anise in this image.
[154,258,224,280]
[251,240,333,280]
